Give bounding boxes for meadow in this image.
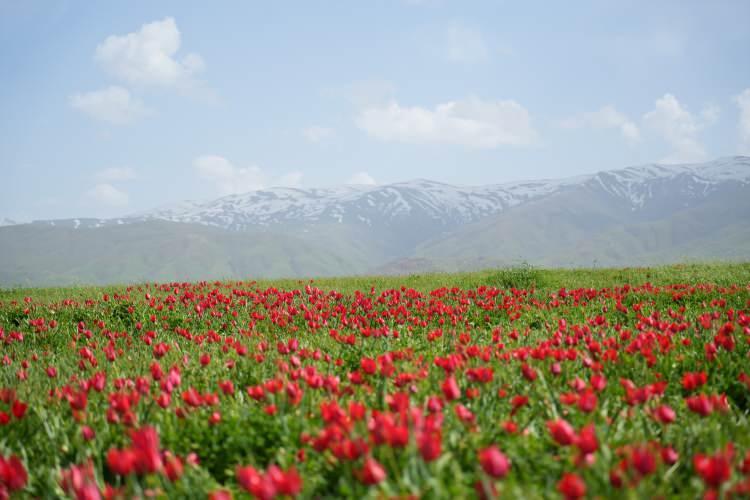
[1,262,749,498]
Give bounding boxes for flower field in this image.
[1,264,750,499]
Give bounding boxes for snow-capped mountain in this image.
[135,178,584,230]
[3,157,749,286]
[587,156,750,209]
[132,156,750,230]
[20,156,750,232]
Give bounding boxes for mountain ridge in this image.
[18,156,750,231]
[1,156,749,286]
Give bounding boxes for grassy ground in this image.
[3,261,749,301]
[1,261,749,498]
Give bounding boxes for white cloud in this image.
[303,126,335,144]
[356,97,537,148]
[87,183,129,207]
[95,17,204,87]
[95,167,137,182]
[562,105,641,142]
[194,155,303,195]
[643,93,708,163]
[735,88,750,155]
[69,86,150,124]
[347,172,377,185]
[445,25,490,63]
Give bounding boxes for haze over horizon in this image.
[2,1,750,223]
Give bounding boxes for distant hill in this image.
[1,156,749,286]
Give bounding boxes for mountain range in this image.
[1,156,749,286]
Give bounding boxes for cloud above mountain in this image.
[87,183,129,207]
[346,172,377,185]
[561,106,640,142]
[69,18,206,126]
[356,97,537,148]
[643,93,711,163]
[95,17,204,87]
[193,155,303,195]
[70,86,151,124]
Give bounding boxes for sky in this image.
[1,0,750,222]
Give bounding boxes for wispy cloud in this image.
[561,105,640,142]
[69,86,151,124]
[194,155,303,195]
[357,97,537,148]
[87,183,129,207]
[346,172,377,185]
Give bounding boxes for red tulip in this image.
[360,357,377,375]
[0,454,28,492]
[694,449,732,488]
[268,465,302,495]
[418,431,442,462]
[654,404,676,424]
[236,465,260,492]
[237,465,275,499]
[81,425,96,441]
[106,448,135,476]
[479,446,511,479]
[441,376,460,401]
[577,390,597,413]
[686,394,713,417]
[557,472,586,500]
[630,446,656,476]
[547,419,577,446]
[130,426,162,474]
[521,363,537,382]
[454,404,476,425]
[661,446,679,465]
[219,380,234,395]
[182,387,203,407]
[164,453,184,482]
[11,400,27,419]
[199,353,211,366]
[510,395,529,416]
[682,372,708,391]
[590,374,607,392]
[208,490,233,500]
[359,457,386,485]
[575,424,598,455]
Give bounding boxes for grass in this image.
[1,261,749,498]
[3,261,748,302]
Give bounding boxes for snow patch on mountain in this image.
[19,156,748,232]
[128,156,749,230]
[589,156,750,208]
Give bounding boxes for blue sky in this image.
[1,0,749,221]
